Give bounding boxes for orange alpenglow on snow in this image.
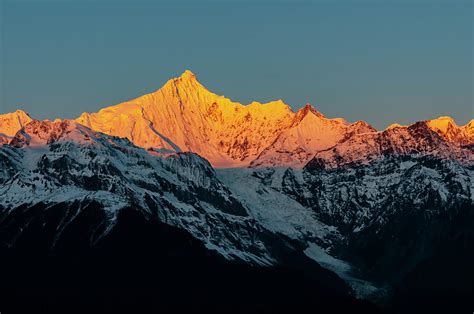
[76,70,296,167]
[0,110,32,137]
[384,116,474,145]
[0,110,32,144]
[1,70,472,168]
[425,116,474,145]
[74,70,376,167]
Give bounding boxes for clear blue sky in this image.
[1,0,472,129]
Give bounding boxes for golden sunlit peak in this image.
[179,70,197,81]
[427,116,457,131]
[435,116,456,122]
[159,69,204,95]
[386,123,404,130]
[267,99,286,105]
[0,110,33,137]
[15,109,28,115]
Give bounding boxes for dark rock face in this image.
[391,207,474,314]
[0,204,384,314]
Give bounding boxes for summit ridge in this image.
[1,70,472,168]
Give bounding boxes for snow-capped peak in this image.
[425,116,473,145]
[0,109,33,138]
[293,103,326,123]
[310,117,474,169]
[385,123,404,130]
[179,69,197,81]
[426,116,457,133]
[4,72,469,170]
[250,104,375,168]
[9,119,98,148]
[74,71,298,167]
[463,119,474,137]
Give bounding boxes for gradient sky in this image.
[0,0,472,129]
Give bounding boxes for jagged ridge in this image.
[1,70,471,169]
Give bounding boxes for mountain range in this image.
[0,71,472,313]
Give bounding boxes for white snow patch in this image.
[217,168,337,242]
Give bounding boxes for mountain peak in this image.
[426,116,457,134]
[292,103,325,125]
[14,109,30,116]
[0,109,33,137]
[159,69,208,96]
[432,116,456,123]
[178,70,197,82]
[64,72,473,168]
[350,120,376,132]
[463,119,474,137]
[303,103,326,117]
[386,123,404,130]
[10,119,96,148]
[0,109,32,121]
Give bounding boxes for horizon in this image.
[1,0,473,129]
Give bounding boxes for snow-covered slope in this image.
[462,119,474,138]
[309,121,474,169]
[216,167,379,296]
[74,70,381,168]
[426,116,474,146]
[251,104,375,167]
[0,110,32,142]
[74,70,472,169]
[0,119,286,265]
[1,71,467,170]
[76,70,295,167]
[246,151,473,297]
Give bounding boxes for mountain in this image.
[251,104,375,167]
[310,120,474,169]
[0,71,472,313]
[0,118,386,313]
[76,70,295,167]
[1,119,376,273]
[426,116,474,146]
[74,71,376,168]
[251,152,473,313]
[0,110,32,144]
[73,70,472,168]
[3,71,471,169]
[1,119,286,264]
